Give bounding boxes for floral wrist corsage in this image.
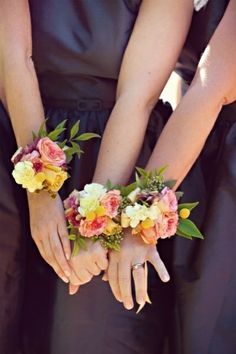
[64,167,203,256]
[11,120,99,197]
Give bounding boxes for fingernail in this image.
[163,275,170,282]
[125,302,133,310]
[146,294,152,304]
[62,276,69,283]
[136,302,146,314]
[65,270,71,278]
[66,253,70,261]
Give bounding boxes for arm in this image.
[0,0,72,282]
[92,0,194,310]
[93,0,194,185]
[146,0,236,187]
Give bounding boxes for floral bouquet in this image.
[64,183,124,255]
[121,167,203,245]
[64,167,203,256]
[11,120,99,197]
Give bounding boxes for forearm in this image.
[2,57,45,147]
[146,85,223,188]
[0,0,45,147]
[146,0,236,188]
[93,0,193,185]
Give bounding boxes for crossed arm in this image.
[92,0,236,308]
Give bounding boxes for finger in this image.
[69,269,82,286]
[69,283,80,295]
[119,262,133,310]
[148,252,170,283]
[72,264,93,284]
[87,262,101,276]
[50,233,71,278]
[107,258,122,302]
[95,252,108,271]
[102,271,108,281]
[58,220,71,261]
[132,265,146,306]
[42,237,69,283]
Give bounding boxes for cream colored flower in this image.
[12,161,35,186]
[26,172,46,193]
[127,187,141,203]
[124,203,161,228]
[78,183,107,216]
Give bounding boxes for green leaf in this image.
[155,165,168,177]
[178,218,204,239]
[70,121,80,140]
[176,228,193,240]
[55,119,67,130]
[72,240,80,257]
[48,127,66,141]
[68,234,77,241]
[175,191,184,200]
[38,119,48,138]
[32,130,37,140]
[77,237,87,249]
[57,139,67,149]
[75,132,101,141]
[165,179,177,189]
[136,167,149,178]
[178,202,199,212]
[120,182,137,197]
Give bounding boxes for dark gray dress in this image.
[0,1,174,354]
[173,1,236,353]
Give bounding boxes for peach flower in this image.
[100,190,121,218]
[37,137,66,166]
[79,216,108,237]
[159,187,178,212]
[140,226,158,245]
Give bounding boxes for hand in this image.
[107,229,170,310]
[27,191,72,283]
[68,240,109,295]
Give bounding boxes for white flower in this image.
[79,183,107,199]
[12,161,45,193]
[127,187,141,203]
[124,203,161,228]
[12,161,35,186]
[78,183,107,216]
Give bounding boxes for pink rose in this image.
[160,187,178,212]
[155,212,178,239]
[100,190,121,218]
[79,216,108,237]
[140,227,158,245]
[21,150,40,162]
[37,137,66,166]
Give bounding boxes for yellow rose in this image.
[103,219,122,235]
[79,197,100,217]
[26,172,46,193]
[43,166,68,192]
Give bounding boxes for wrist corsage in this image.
[11,120,99,197]
[64,167,203,256]
[120,167,203,245]
[64,183,124,255]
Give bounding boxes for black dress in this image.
[0,1,174,354]
[173,1,236,353]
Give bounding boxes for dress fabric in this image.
[0,1,174,354]
[174,1,236,354]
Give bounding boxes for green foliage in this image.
[71,235,87,257]
[178,202,199,212]
[177,218,204,239]
[75,132,101,141]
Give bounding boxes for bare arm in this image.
[93,0,194,185]
[146,0,236,187]
[0,0,44,146]
[0,0,73,282]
